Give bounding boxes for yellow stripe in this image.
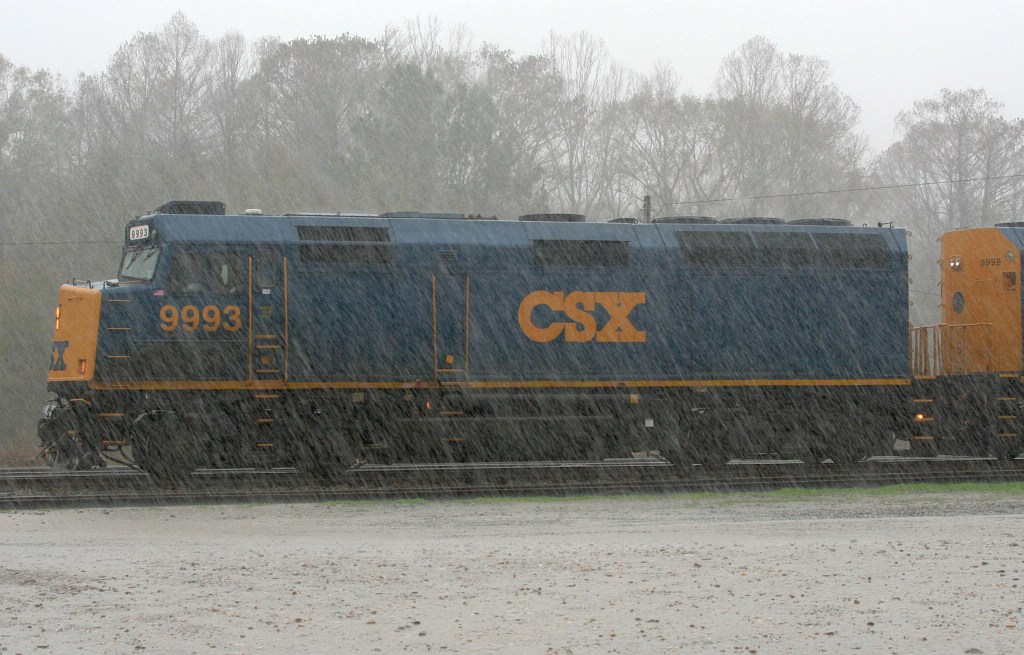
[86,377,911,392]
[457,378,911,389]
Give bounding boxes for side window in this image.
[168,252,245,293]
[209,253,243,293]
[169,252,206,292]
[254,253,277,289]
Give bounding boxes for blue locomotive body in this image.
[41,203,912,475]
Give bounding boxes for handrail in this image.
[910,323,994,376]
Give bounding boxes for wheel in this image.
[800,446,823,465]
[991,438,1022,462]
[131,412,196,483]
[38,406,105,471]
[296,432,359,481]
[39,431,89,471]
[679,435,731,469]
[826,444,868,467]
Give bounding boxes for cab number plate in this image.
[129,225,150,240]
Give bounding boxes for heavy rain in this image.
[2,6,1024,653]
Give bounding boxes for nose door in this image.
[433,273,469,383]
[250,253,288,383]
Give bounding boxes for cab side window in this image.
[209,253,243,293]
[169,252,206,292]
[168,252,244,293]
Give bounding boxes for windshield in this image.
[118,246,161,281]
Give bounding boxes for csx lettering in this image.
[50,341,69,371]
[518,291,646,343]
[160,304,242,332]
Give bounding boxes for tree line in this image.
[1,12,1023,454]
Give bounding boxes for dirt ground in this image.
[0,490,1022,654]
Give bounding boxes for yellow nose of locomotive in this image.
[48,284,102,382]
[939,227,1023,374]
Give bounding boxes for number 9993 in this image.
[160,304,242,332]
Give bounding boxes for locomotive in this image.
[909,225,1024,459]
[40,199,984,478]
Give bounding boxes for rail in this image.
[2,458,1022,510]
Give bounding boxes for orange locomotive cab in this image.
[911,225,1024,459]
[939,227,1023,374]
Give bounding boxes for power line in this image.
[670,172,1024,205]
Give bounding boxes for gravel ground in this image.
[0,490,1022,654]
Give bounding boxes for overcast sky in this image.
[2,0,1021,152]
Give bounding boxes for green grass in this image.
[322,481,1024,508]
[322,497,433,508]
[839,480,1024,496]
[664,481,1024,504]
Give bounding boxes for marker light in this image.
[949,257,963,271]
[55,306,61,332]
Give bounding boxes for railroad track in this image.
[2,455,1022,510]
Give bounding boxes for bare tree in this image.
[873,88,1024,323]
[474,46,563,214]
[0,56,81,447]
[876,88,1024,236]
[250,34,384,210]
[539,32,625,217]
[610,66,725,218]
[712,37,867,219]
[392,15,475,83]
[152,12,213,160]
[0,56,75,239]
[205,31,262,207]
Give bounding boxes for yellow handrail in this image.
[910,323,994,376]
